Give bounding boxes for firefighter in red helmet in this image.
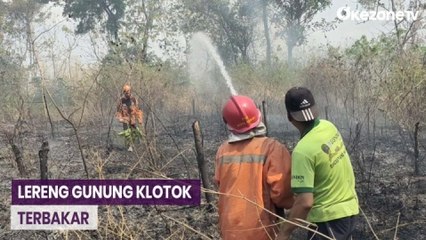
[215,95,294,240]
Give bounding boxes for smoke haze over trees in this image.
[0,0,425,239]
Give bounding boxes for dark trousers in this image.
[307,215,356,240]
[123,123,136,131]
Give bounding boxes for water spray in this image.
[190,32,238,96]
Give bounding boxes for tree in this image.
[356,0,425,50]
[179,0,257,65]
[63,0,125,41]
[0,47,26,122]
[101,0,184,65]
[273,0,331,63]
[0,1,5,42]
[5,0,43,63]
[262,0,272,66]
[3,0,47,95]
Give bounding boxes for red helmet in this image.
[222,95,261,134]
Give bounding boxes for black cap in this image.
[285,87,318,122]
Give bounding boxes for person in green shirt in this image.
[277,87,359,240]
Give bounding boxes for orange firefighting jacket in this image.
[115,95,143,126]
[215,136,293,240]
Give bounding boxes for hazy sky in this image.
[35,0,417,66]
[291,0,405,59]
[311,0,392,45]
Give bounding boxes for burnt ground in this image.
[0,113,425,240]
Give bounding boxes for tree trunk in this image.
[261,100,268,136]
[325,106,329,120]
[192,98,196,116]
[262,0,272,66]
[414,122,420,176]
[43,93,54,138]
[12,144,26,177]
[287,41,294,64]
[192,121,214,212]
[74,128,89,178]
[39,141,49,180]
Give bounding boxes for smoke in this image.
[187,33,214,91]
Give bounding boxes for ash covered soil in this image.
[0,115,425,240]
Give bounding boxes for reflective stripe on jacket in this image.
[215,136,293,240]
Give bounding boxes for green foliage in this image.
[231,62,299,99]
[0,1,6,31]
[118,127,143,144]
[357,0,378,9]
[4,0,44,38]
[345,35,397,61]
[98,0,184,64]
[34,0,53,3]
[52,77,73,106]
[272,0,332,62]
[63,0,125,40]
[302,34,425,131]
[380,50,426,129]
[0,47,26,121]
[179,0,257,65]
